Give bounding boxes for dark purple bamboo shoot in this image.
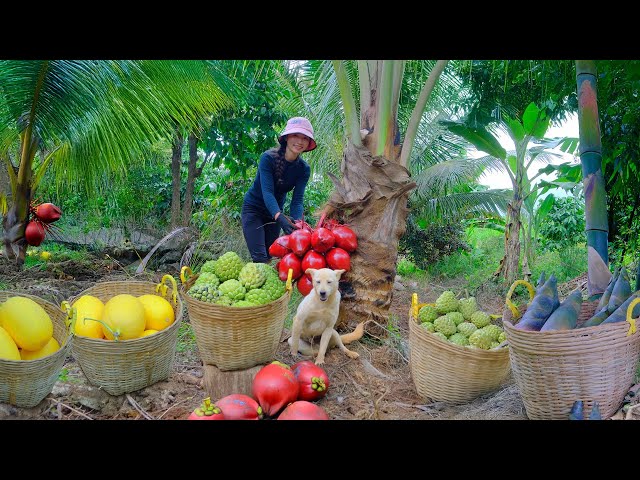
[540,289,583,331]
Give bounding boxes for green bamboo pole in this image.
[576,60,610,296]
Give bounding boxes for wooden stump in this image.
[203,364,262,400]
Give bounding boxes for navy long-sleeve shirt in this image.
[243,150,311,220]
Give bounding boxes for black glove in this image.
[276,214,295,235]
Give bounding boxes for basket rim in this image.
[182,286,290,310]
[0,290,73,361]
[67,279,184,346]
[409,316,509,358]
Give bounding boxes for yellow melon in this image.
[1,296,53,351]
[138,294,175,331]
[71,295,105,339]
[102,294,146,340]
[140,329,159,337]
[0,326,20,360]
[20,337,60,360]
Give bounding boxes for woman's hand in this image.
[276,214,295,235]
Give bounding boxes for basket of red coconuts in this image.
[187,360,331,420]
[269,214,357,296]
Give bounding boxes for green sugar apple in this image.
[218,279,246,301]
[457,321,478,337]
[245,288,271,305]
[194,272,220,289]
[458,297,478,320]
[238,262,267,290]
[420,322,435,333]
[433,315,457,337]
[214,295,234,306]
[435,291,459,314]
[418,305,439,323]
[213,251,245,282]
[187,284,219,303]
[448,332,470,346]
[481,324,503,342]
[445,311,465,326]
[470,310,491,329]
[497,331,507,343]
[468,329,493,349]
[433,332,448,341]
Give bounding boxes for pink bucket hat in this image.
[279,117,317,152]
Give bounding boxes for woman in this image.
[241,117,315,263]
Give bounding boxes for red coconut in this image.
[331,225,358,252]
[310,227,335,253]
[288,229,312,257]
[297,274,313,296]
[252,361,299,418]
[25,220,46,246]
[187,397,225,420]
[215,394,263,420]
[301,249,326,271]
[278,252,303,281]
[35,202,62,223]
[292,361,330,401]
[325,247,351,271]
[277,400,329,420]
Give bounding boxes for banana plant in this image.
[443,102,579,283]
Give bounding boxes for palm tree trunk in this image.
[183,132,198,226]
[324,143,416,335]
[170,128,183,229]
[576,60,610,296]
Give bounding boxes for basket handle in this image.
[626,297,640,337]
[285,268,293,293]
[505,279,536,320]
[60,301,77,336]
[409,293,433,321]
[155,274,178,306]
[180,266,193,285]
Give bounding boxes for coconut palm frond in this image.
[415,190,510,223]
[0,60,240,195]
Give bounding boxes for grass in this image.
[399,227,588,296]
[176,320,197,354]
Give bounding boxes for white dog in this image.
[289,268,362,365]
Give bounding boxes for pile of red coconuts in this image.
[269,214,358,296]
[24,202,62,247]
[188,360,331,420]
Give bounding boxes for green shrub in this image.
[399,217,470,270]
[539,195,586,252]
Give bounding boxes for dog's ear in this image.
[333,269,346,280]
[305,268,317,278]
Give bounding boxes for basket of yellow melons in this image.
[0,291,73,408]
[67,275,183,396]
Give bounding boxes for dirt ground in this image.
[0,254,635,422]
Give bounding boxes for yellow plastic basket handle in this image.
[286,268,293,293]
[155,274,178,306]
[626,297,640,337]
[409,293,435,321]
[60,300,77,335]
[180,266,194,285]
[505,279,536,321]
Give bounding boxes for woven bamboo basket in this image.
[0,291,73,408]
[408,293,511,404]
[180,266,292,371]
[68,275,183,396]
[502,279,640,420]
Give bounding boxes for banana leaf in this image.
[540,289,582,331]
